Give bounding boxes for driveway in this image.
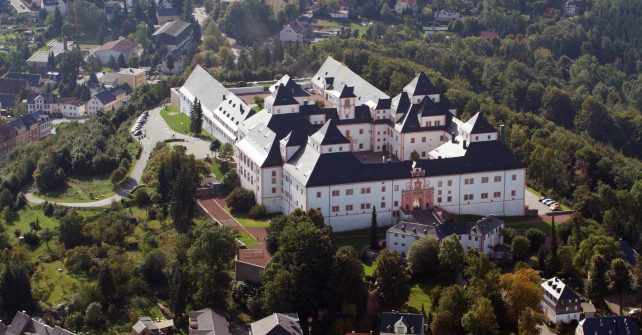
[26,105,212,207]
[525,188,557,215]
[9,0,30,13]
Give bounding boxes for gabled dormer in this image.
[280,131,302,162]
[373,97,392,120]
[403,72,441,104]
[265,84,299,115]
[327,83,356,119]
[466,112,497,143]
[308,119,350,153]
[393,92,411,123]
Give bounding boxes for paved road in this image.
[26,106,212,207]
[9,0,30,13]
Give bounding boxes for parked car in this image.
[539,196,546,202]
[549,204,561,211]
[543,199,557,206]
[540,198,552,203]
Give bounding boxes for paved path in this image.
[198,196,271,267]
[9,0,30,13]
[26,106,212,207]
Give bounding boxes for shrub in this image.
[222,170,240,193]
[408,236,440,278]
[43,202,54,217]
[119,157,131,170]
[110,167,128,187]
[134,188,151,207]
[23,232,40,247]
[511,236,530,260]
[210,139,221,152]
[525,228,546,251]
[227,188,256,213]
[248,204,266,219]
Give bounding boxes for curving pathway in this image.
[25,106,212,208]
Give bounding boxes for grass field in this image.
[404,279,437,313]
[225,207,271,228]
[35,174,115,203]
[33,260,91,306]
[238,231,258,247]
[3,206,59,240]
[505,219,552,234]
[160,106,214,140]
[334,226,390,250]
[210,160,227,179]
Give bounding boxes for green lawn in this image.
[33,260,91,306]
[403,279,437,314]
[505,219,552,235]
[334,226,390,250]
[4,206,59,241]
[160,106,214,140]
[225,207,271,228]
[238,231,258,247]
[35,174,115,203]
[210,160,226,179]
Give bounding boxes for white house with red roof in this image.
[279,20,313,43]
[92,39,141,65]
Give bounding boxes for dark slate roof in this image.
[407,72,439,96]
[470,112,496,134]
[396,92,411,115]
[94,90,116,105]
[323,108,339,120]
[296,139,524,187]
[282,78,309,97]
[311,119,350,145]
[262,138,285,168]
[265,112,314,143]
[376,98,391,109]
[0,78,27,95]
[332,105,373,125]
[272,84,299,106]
[619,239,637,266]
[111,83,132,96]
[4,72,41,87]
[415,95,448,117]
[27,93,54,104]
[380,312,424,335]
[338,83,356,98]
[324,76,334,88]
[157,7,179,16]
[579,316,638,335]
[299,103,325,115]
[8,113,38,130]
[0,93,17,108]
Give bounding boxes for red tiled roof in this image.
[94,39,139,54]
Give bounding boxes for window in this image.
[482,177,489,183]
[464,194,474,201]
[360,203,371,210]
[512,174,517,181]
[481,193,488,199]
[464,178,474,185]
[332,190,340,196]
[494,175,502,182]
[359,128,364,135]
[272,178,277,184]
[422,137,426,142]
[448,180,452,186]
[331,206,339,212]
[272,171,276,177]
[437,197,442,203]
[394,201,399,207]
[511,190,516,197]
[494,192,501,198]
[394,185,399,191]
[381,202,386,208]
[361,187,371,194]
[411,137,415,144]
[447,196,452,202]
[359,143,363,149]
[346,189,354,195]
[317,192,322,198]
[381,186,386,192]
[438,181,443,187]
[346,204,353,211]
[435,120,441,126]
[272,187,276,193]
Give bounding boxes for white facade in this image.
[541,277,582,324]
[58,101,86,117]
[280,25,304,43]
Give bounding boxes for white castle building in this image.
[173,57,526,232]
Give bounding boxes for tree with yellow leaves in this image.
[499,267,544,325]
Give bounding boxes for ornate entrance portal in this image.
[401,166,434,212]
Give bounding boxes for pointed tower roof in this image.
[468,112,496,134]
[338,83,357,98]
[272,84,299,106]
[406,72,439,96]
[311,119,350,145]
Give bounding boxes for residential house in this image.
[27,39,73,72]
[56,97,86,117]
[87,90,118,115]
[27,93,55,114]
[118,68,146,90]
[152,20,193,51]
[541,277,582,324]
[93,39,141,65]
[380,311,425,335]
[4,72,43,89]
[575,316,638,335]
[564,0,577,16]
[395,0,417,15]
[0,124,18,160]
[250,313,303,335]
[0,77,28,108]
[279,20,314,43]
[157,7,180,25]
[386,215,504,256]
[132,316,174,335]
[434,9,461,23]
[188,308,230,335]
[1,311,76,335]
[111,83,133,104]
[41,0,67,14]
[330,9,349,18]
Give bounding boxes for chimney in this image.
[499,124,505,142]
[63,37,68,51]
[463,140,467,149]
